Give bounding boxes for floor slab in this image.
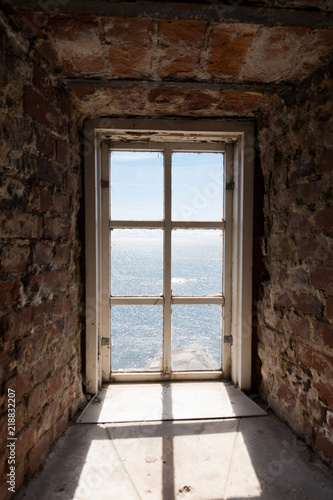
[77,382,266,423]
[16,413,333,500]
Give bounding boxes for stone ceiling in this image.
[3,1,333,118]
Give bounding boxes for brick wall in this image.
[0,13,84,498]
[257,61,333,467]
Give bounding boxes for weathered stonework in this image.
[257,61,333,467]
[0,12,85,499]
[0,1,333,496]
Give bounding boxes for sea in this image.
[110,230,223,372]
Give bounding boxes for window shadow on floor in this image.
[16,383,333,500]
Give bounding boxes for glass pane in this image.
[172,152,224,221]
[172,229,223,296]
[172,305,222,371]
[110,151,163,220]
[111,305,163,372]
[111,229,163,296]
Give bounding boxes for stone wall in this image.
[0,12,84,498]
[257,61,333,467]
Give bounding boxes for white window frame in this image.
[84,119,254,394]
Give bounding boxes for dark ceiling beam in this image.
[64,78,294,94]
[3,0,333,28]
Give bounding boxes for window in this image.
[84,120,254,391]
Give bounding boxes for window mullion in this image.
[163,149,172,375]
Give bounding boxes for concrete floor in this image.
[17,412,333,500]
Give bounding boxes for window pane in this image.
[172,152,224,221]
[110,151,163,220]
[172,229,223,296]
[111,305,163,372]
[111,229,163,296]
[172,305,221,371]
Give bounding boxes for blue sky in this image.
[110,151,224,222]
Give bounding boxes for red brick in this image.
[34,356,54,384]
[13,403,26,434]
[327,411,333,433]
[242,26,310,82]
[104,17,153,77]
[17,11,47,38]
[0,244,30,273]
[311,267,333,292]
[313,321,333,350]
[0,210,42,239]
[33,242,53,266]
[56,140,71,166]
[50,17,105,74]
[5,369,31,402]
[29,429,52,474]
[33,64,53,99]
[105,87,147,113]
[148,87,186,108]
[2,307,32,342]
[206,24,256,78]
[277,382,297,406]
[33,301,52,326]
[0,280,20,310]
[54,295,71,316]
[60,385,75,414]
[4,114,32,147]
[64,313,78,334]
[44,218,72,240]
[28,382,45,417]
[314,29,333,48]
[39,400,59,435]
[66,169,79,192]
[17,330,45,364]
[39,187,54,211]
[43,270,67,292]
[326,296,333,320]
[53,192,70,214]
[276,292,322,317]
[296,342,332,376]
[314,379,333,407]
[0,453,6,484]
[294,293,322,317]
[71,86,96,97]
[315,207,333,232]
[46,371,64,400]
[35,128,56,159]
[220,91,261,113]
[157,20,207,77]
[56,90,73,121]
[186,91,219,111]
[36,156,64,187]
[34,39,60,69]
[14,461,25,493]
[317,150,333,174]
[315,433,333,465]
[23,87,68,137]
[298,237,330,262]
[300,181,322,204]
[54,245,70,266]
[16,420,37,463]
[288,317,310,340]
[55,411,69,438]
